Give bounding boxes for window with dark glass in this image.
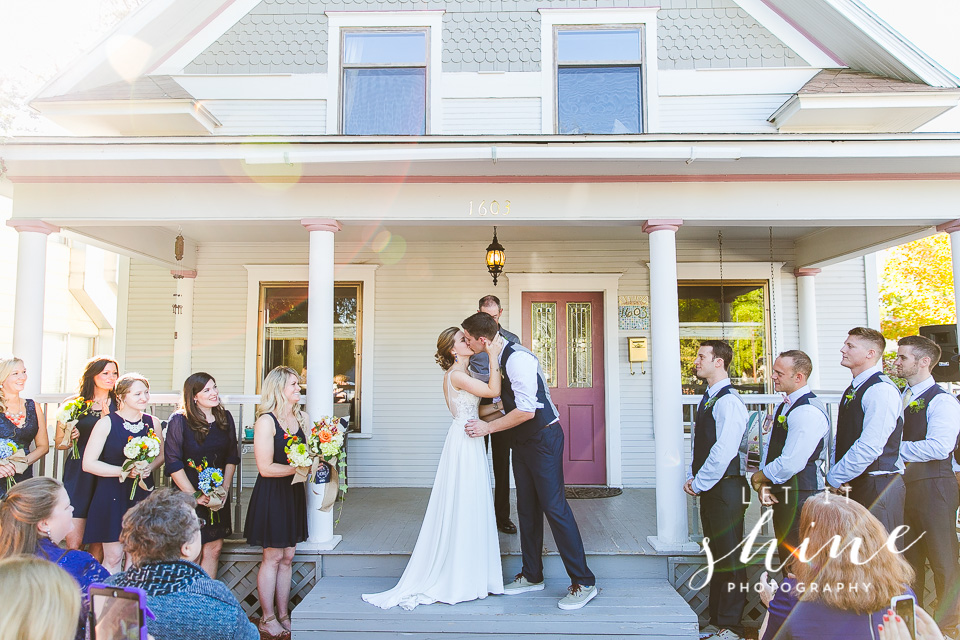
[259,283,363,431]
[557,28,642,134]
[678,281,770,398]
[342,30,427,135]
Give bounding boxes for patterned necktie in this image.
[901,387,914,411]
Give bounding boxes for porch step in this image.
[291,576,699,639]
[321,551,670,580]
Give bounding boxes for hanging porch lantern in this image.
[485,226,505,286]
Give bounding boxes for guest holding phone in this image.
[244,366,309,640]
[0,356,49,499]
[761,493,916,640]
[56,356,119,553]
[164,372,240,578]
[106,488,258,640]
[83,373,164,574]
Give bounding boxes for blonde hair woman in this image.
[0,556,82,640]
[761,492,916,639]
[0,356,50,498]
[83,373,164,574]
[243,366,308,639]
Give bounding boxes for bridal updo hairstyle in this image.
[115,372,150,409]
[435,327,459,370]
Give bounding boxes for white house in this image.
[4,0,960,562]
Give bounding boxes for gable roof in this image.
[798,69,952,94]
[33,75,192,103]
[31,0,960,103]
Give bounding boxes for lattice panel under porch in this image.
[219,551,320,616]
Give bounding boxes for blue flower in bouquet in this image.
[197,466,224,494]
[0,438,20,490]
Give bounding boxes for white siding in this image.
[815,258,870,392]
[123,260,176,390]
[441,98,541,135]
[202,100,327,135]
[658,95,788,133]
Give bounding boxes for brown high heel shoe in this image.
[257,615,290,640]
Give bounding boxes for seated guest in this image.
[0,555,82,640]
[106,488,258,640]
[0,477,109,639]
[761,493,915,640]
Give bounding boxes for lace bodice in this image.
[445,374,480,422]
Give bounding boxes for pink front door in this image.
[521,292,606,485]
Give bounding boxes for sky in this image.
[0,0,959,132]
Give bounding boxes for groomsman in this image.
[750,350,828,569]
[683,340,749,640]
[827,327,905,534]
[894,335,960,637]
[469,294,521,534]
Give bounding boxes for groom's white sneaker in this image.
[557,584,598,610]
[503,573,545,595]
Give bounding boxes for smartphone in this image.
[890,594,916,639]
[88,584,153,640]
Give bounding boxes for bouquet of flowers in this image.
[306,417,348,515]
[56,397,92,460]
[187,458,226,524]
[120,430,161,499]
[284,433,313,484]
[0,438,28,490]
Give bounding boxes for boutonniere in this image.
[907,398,926,413]
[704,396,717,410]
[843,389,855,405]
[776,414,788,430]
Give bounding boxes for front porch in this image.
[218,487,779,638]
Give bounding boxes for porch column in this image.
[301,218,341,549]
[643,219,692,551]
[171,269,197,388]
[937,220,960,350]
[7,220,59,396]
[794,268,822,390]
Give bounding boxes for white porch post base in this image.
[794,268,822,390]
[8,220,59,396]
[302,218,341,548]
[643,219,690,549]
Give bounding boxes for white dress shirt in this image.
[688,379,749,494]
[899,376,960,463]
[497,343,559,419]
[827,363,904,488]
[760,385,829,488]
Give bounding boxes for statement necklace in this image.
[121,414,145,434]
[4,398,26,429]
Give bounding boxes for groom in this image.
[462,312,597,611]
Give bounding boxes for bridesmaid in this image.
[243,366,308,640]
[164,372,240,578]
[55,356,119,552]
[0,356,49,499]
[82,373,164,573]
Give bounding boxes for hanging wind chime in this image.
[172,229,185,339]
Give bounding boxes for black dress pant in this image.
[849,473,905,537]
[699,476,749,634]
[512,423,594,586]
[484,431,512,524]
[770,487,817,571]
[903,475,960,636]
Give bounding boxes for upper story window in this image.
[556,28,643,134]
[342,30,427,135]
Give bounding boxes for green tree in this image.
[880,233,956,341]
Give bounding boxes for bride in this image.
[362,327,505,610]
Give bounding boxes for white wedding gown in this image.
[362,376,504,610]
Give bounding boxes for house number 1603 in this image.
[468,200,510,216]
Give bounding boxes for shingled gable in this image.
[770,68,960,133]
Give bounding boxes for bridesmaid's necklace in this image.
[277,411,298,434]
[4,396,25,429]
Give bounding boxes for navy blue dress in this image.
[0,398,39,499]
[83,413,157,544]
[164,411,241,544]
[243,414,307,549]
[62,399,116,518]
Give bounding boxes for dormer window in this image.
[342,29,428,135]
[557,28,643,134]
